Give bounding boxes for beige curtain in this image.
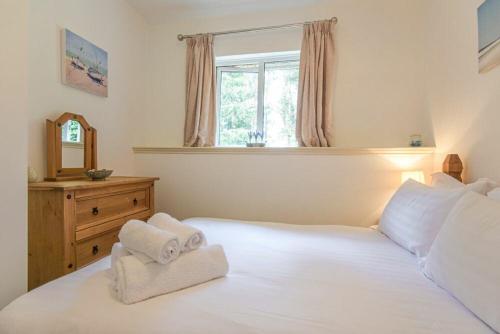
[184,34,216,147]
[296,20,335,147]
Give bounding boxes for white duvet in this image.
[0,218,493,334]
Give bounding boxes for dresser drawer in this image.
[76,189,149,227]
[75,211,152,242]
[76,228,119,268]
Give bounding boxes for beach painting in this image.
[478,0,500,73]
[62,29,108,97]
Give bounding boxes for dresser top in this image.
[29,176,159,191]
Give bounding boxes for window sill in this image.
[133,146,435,156]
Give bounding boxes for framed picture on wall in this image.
[61,29,108,97]
[478,0,500,73]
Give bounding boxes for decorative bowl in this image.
[86,169,113,181]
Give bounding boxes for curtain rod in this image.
[177,17,338,41]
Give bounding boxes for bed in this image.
[0,218,493,333]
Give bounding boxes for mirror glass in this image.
[61,120,85,168]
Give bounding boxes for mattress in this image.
[0,218,493,334]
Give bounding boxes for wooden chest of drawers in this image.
[28,176,159,290]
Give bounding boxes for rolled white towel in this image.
[113,245,229,304]
[128,250,156,265]
[111,242,154,266]
[118,220,180,264]
[148,213,206,252]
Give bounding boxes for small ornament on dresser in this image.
[409,134,423,147]
[27,166,39,183]
[85,169,113,181]
[246,131,266,147]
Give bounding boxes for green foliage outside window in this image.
[62,120,81,143]
[264,62,299,147]
[217,57,299,147]
[67,120,80,142]
[218,71,258,146]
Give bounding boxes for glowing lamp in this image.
[401,171,425,184]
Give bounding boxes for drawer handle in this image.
[92,207,99,216]
[133,198,138,206]
[92,245,99,255]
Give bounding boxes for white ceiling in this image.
[126,0,322,23]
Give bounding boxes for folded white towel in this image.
[118,220,180,264]
[113,245,229,304]
[110,243,134,280]
[111,243,131,268]
[148,213,206,252]
[110,243,157,282]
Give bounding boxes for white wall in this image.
[137,0,433,148]
[0,0,28,309]
[425,0,500,182]
[132,0,437,226]
[28,0,151,179]
[135,151,434,226]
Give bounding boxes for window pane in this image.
[264,60,299,147]
[218,71,258,146]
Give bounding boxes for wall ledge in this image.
[133,146,435,156]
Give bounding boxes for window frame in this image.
[215,51,300,147]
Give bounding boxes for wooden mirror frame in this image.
[46,112,97,181]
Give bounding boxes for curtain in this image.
[296,20,335,147]
[184,34,216,147]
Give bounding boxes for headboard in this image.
[443,154,463,182]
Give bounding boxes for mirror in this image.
[46,112,97,181]
[61,120,85,168]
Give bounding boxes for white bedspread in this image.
[0,218,493,334]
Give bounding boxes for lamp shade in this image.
[401,171,425,184]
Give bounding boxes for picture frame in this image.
[61,29,108,97]
[478,0,500,73]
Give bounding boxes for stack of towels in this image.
[111,213,229,304]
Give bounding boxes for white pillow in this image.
[431,172,464,188]
[379,180,465,257]
[487,188,500,201]
[431,172,496,195]
[424,192,500,333]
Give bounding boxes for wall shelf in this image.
[133,146,435,156]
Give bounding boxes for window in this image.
[216,52,300,147]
